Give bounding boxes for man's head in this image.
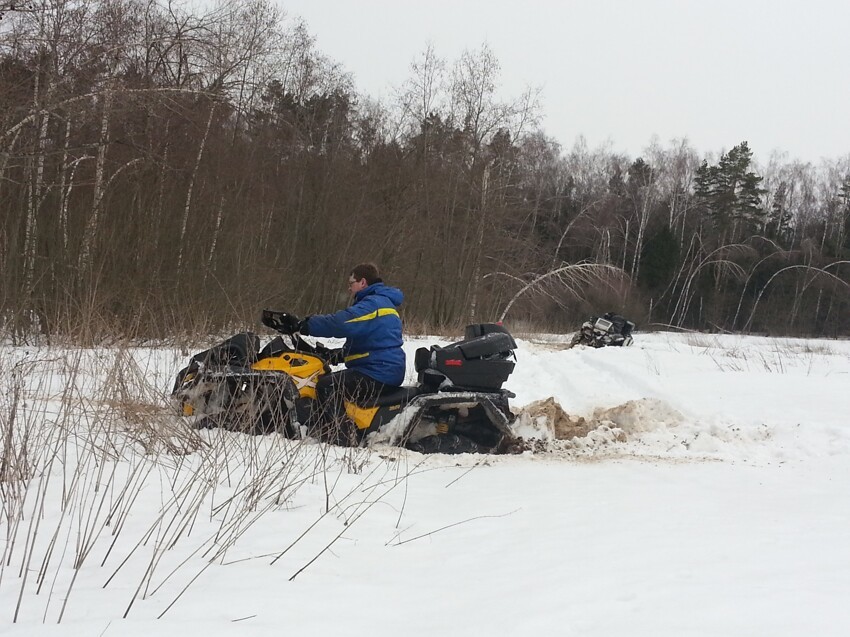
[348,262,380,297]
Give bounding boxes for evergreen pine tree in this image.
[693,142,765,240]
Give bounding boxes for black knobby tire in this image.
[257,374,301,436]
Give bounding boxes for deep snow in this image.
[2,330,850,636]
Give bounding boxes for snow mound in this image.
[592,398,684,434]
[514,397,682,441]
[513,397,698,458]
[512,396,586,440]
[511,394,830,463]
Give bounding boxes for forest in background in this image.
[2,0,849,342]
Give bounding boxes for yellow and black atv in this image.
[171,312,520,454]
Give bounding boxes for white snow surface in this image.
[2,331,850,635]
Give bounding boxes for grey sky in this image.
[278,0,849,163]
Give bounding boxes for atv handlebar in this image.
[262,309,344,364]
[261,309,300,335]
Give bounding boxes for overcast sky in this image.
[277,0,849,164]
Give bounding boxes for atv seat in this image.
[359,385,424,408]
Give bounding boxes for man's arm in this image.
[305,301,371,338]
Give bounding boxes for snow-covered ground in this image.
[2,331,850,636]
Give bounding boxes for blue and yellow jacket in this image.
[305,282,405,386]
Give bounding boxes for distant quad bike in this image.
[171,312,520,454]
[571,312,636,348]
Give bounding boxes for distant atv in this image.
[172,313,520,454]
[571,312,635,348]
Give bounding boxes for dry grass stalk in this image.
[0,342,420,624]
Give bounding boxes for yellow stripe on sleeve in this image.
[344,308,399,323]
[343,352,370,362]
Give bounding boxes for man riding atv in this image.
[173,272,519,453]
[266,263,405,444]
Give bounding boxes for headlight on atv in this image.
[182,402,195,417]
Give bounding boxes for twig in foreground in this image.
[392,509,521,546]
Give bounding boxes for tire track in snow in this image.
[574,347,665,399]
[565,346,702,424]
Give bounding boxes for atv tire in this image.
[406,433,483,454]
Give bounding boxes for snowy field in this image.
[2,330,850,636]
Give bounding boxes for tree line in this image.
[1,0,849,341]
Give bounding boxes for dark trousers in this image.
[312,369,386,445]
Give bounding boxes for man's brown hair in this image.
[351,262,381,285]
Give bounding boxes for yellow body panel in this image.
[298,385,317,399]
[251,353,325,398]
[345,402,380,430]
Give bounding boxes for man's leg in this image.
[314,369,384,445]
